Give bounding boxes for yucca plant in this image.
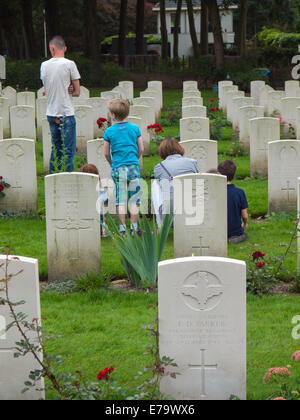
[105,213,172,288]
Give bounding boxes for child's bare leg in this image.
[117,205,127,232]
[130,204,139,225]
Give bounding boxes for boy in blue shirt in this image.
[104,99,144,235]
[218,160,249,244]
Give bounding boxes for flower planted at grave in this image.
[0,176,10,198]
[97,118,111,131]
[147,124,165,151]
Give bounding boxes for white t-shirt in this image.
[40,57,81,117]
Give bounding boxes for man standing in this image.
[41,36,81,173]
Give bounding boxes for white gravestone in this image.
[250,117,280,177]
[0,139,37,212]
[227,91,245,123]
[45,173,101,282]
[267,91,285,116]
[101,91,120,100]
[130,102,156,125]
[141,89,161,115]
[87,97,108,139]
[74,105,94,154]
[238,106,264,153]
[182,106,207,119]
[0,255,45,400]
[42,118,52,174]
[183,91,201,99]
[182,97,203,107]
[183,81,198,91]
[127,114,149,160]
[36,97,47,140]
[73,86,90,106]
[285,80,300,97]
[259,85,273,115]
[218,81,233,107]
[112,85,128,99]
[179,140,218,173]
[232,97,254,131]
[250,81,265,106]
[221,85,238,113]
[173,174,227,258]
[129,105,153,155]
[0,55,6,80]
[119,81,134,101]
[87,139,115,214]
[10,105,36,140]
[133,97,157,123]
[281,98,300,135]
[2,86,17,107]
[148,81,163,108]
[17,92,36,115]
[0,96,10,138]
[180,117,210,141]
[158,256,246,401]
[268,140,300,213]
[0,117,3,139]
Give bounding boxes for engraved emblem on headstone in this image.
[246,110,258,119]
[190,145,207,162]
[16,108,28,119]
[54,201,93,260]
[280,145,298,162]
[188,121,202,133]
[178,271,224,312]
[76,109,87,120]
[189,349,218,399]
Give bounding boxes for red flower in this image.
[210,108,215,112]
[97,366,114,381]
[97,118,109,129]
[0,176,3,180]
[0,185,3,192]
[216,107,220,111]
[148,123,164,133]
[76,147,78,153]
[210,99,214,102]
[252,251,265,261]
[256,262,265,269]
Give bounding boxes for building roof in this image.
[153,1,236,10]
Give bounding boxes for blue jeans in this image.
[47,116,76,173]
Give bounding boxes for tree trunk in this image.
[238,0,248,57]
[119,0,128,66]
[136,0,145,55]
[83,0,100,63]
[20,0,37,59]
[45,0,60,40]
[186,0,200,59]
[173,0,182,65]
[160,0,169,64]
[200,0,209,55]
[207,0,224,68]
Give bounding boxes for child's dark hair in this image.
[217,160,236,181]
[80,163,99,175]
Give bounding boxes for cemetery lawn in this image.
[2,89,300,400]
[41,290,300,400]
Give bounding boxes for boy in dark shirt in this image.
[218,160,249,244]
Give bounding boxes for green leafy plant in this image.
[229,141,247,157]
[105,214,172,289]
[0,176,10,198]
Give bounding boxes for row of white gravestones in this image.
[181,83,206,119]
[280,97,300,136]
[182,106,207,119]
[232,97,254,131]
[268,140,300,214]
[182,96,203,107]
[173,174,228,259]
[74,105,94,154]
[180,117,210,141]
[285,80,300,97]
[179,140,218,173]
[250,117,280,177]
[267,90,285,116]
[258,85,273,115]
[0,255,44,400]
[221,85,238,113]
[250,81,265,106]
[218,80,233,109]
[45,173,101,282]
[158,256,246,400]
[0,101,36,140]
[226,91,245,123]
[0,139,37,212]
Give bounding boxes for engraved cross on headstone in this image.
[281,181,295,202]
[54,201,93,261]
[192,237,210,256]
[6,144,24,189]
[189,349,218,398]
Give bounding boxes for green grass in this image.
[2,89,300,400]
[40,290,300,400]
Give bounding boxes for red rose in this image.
[216,107,220,111]
[0,176,3,180]
[256,262,265,269]
[252,251,265,261]
[0,185,4,192]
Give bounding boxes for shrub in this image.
[258,27,300,50]
[98,62,130,88]
[230,70,269,92]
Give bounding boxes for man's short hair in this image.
[49,36,66,50]
[217,160,236,181]
[108,99,130,121]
